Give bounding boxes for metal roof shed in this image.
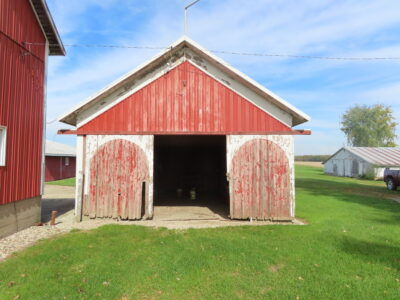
[45,140,76,157]
[324,147,400,179]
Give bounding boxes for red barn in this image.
[0,0,64,237]
[59,37,310,222]
[45,140,76,182]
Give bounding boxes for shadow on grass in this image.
[369,215,400,226]
[296,177,400,219]
[340,235,400,271]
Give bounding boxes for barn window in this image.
[65,157,69,166]
[0,126,6,166]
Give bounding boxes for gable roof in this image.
[78,61,294,134]
[325,147,400,167]
[45,140,75,157]
[58,36,310,127]
[30,0,65,55]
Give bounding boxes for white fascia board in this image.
[60,36,310,126]
[183,37,311,125]
[185,59,292,127]
[75,55,187,128]
[77,54,292,129]
[58,37,188,125]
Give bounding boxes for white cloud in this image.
[45,0,400,151]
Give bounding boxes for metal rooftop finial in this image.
[184,0,202,35]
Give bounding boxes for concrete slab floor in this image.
[41,185,305,230]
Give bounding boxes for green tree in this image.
[341,104,397,147]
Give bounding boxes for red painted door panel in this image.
[87,139,149,219]
[230,139,291,220]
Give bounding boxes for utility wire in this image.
[24,42,400,61]
[210,50,400,61]
[46,118,59,124]
[26,42,166,50]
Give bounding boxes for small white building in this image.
[323,147,400,179]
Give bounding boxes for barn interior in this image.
[153,135,229,219]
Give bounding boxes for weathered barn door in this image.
[230,139,291,220]
[86,139,149,219]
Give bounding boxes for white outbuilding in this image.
[323,147,400,179]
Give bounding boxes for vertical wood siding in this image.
[85,139,149,219]
[230,139,291,220]
[79,62,292,134]
[0,1,46,205]
[44,156,76,182]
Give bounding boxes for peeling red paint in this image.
[79,62,292,135]
[230,139,291,220]
[86,139,149,219]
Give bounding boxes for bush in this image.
[295,155,331,162]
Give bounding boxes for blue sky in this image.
[45,0,400,155]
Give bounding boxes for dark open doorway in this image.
[153,135,228,220]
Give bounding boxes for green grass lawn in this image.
[1,166,399,299]
[46,177,76,187]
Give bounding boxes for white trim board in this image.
[75,55,293,129]
[59,36,310,127]
[0,126,7,166]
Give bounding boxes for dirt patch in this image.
[269,263,285,273]
[43,184,75,199]
[295,161,323,167]
[389,196,400,204]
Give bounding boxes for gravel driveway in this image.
[0,185,75,260]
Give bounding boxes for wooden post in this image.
[50,210,57,225]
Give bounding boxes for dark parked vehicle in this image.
[384,168,400,191]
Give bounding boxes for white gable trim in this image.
[59,38,188,126]
[75,53,293,129]
[76,55,187,128]
[323,147,344,164]
[59,37,309,127]
[184,48,292,126]
[186,38,309,125]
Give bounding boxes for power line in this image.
[46,118,59,124]
[23,42,400,61]
[210,50,400,61]
[25,42,166,50]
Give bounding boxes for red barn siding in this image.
[230,139,291,220]
[0,0,46,205]
[0,0,46,60]
[79,62,292,134]
[45,156,76,182]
